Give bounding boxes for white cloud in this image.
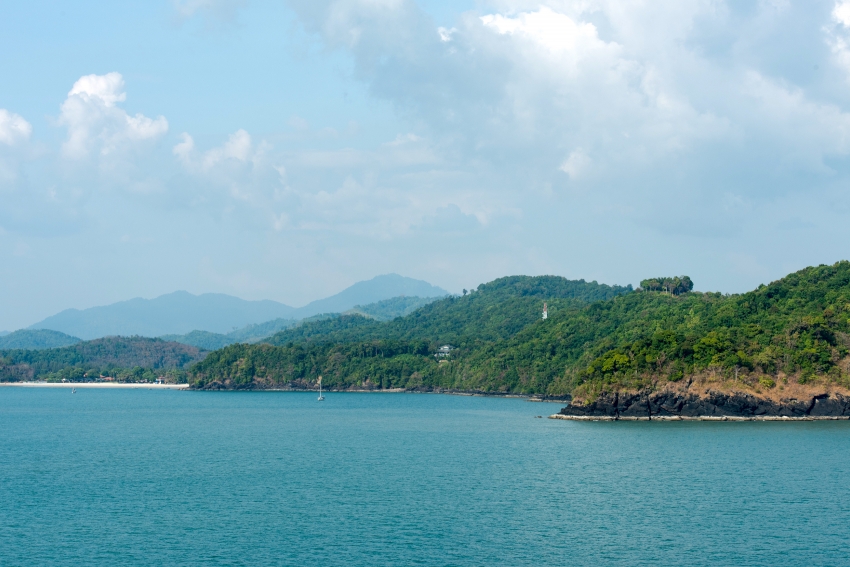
[834,1,850,26]
[171,125,456,237]
[59,72,168,159]
[828,1,850,81]
[437,27,456,42]
[560,149,591,179]
[172,132,195,163]
[173,128,277,206]
[268,0,850,286]
[0,110,32,146]
[203,129,254,167]
[174,129,260,171]
[481,7,610,56]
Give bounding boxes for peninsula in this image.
[6,262,850,419]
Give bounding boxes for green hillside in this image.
[190,276,633,390]
[190,264,850,395]
[14,265,850,396]
[0,329,82,350]
[159,330,235,351]
[265,276,631,346]
[0,337,205,383]
[346,295,442,321]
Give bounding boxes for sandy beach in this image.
[0,382,190,389]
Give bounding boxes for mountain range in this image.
[25,274,448,340]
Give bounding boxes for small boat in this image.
[317,375,325,401]
[72,388,76,394]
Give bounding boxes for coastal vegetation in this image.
[190,264,850,400]
[189,276,635,390]
[0,337,203,383]
[9,263,850,409]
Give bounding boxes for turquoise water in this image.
[1,389,849,566]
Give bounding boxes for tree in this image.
[640,276,693,295]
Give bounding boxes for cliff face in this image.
[557,380,850,420]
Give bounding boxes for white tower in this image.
[542,302,548,320]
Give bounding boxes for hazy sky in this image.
[2,0,850,330]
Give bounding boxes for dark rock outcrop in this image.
[560,390,850,419]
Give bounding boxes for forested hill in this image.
[0,329,81,350]
[190,276,635,390]
[347,295,441,321]
[189,263,850,396]
[19,264,850,399]
[0,337,205,382]
[264,276,632,347]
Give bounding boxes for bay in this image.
[1,388,848,566]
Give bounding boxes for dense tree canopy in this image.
[639,276,694,295]
[11,266,850,397]
[0,337,203,382]
[191,264,850,395]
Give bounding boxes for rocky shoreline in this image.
[553,386,850,421]
[551,414,850,421]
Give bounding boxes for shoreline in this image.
[550,414,850,421]
[0,382,565,400]
[0,382,190,389]
[194,385,569,402]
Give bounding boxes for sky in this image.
[2,0,850,330]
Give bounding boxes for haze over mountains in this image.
[25,275,449,340]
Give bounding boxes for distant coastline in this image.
[0,382,189,389]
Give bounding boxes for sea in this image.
[1,388,849,567]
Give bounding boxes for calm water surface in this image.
[1,388,849,566]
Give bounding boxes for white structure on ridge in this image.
[542,302,548,320]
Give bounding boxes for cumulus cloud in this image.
[480,7,609,57]
[172,125,460,237]
[828,1,850,81]
[173,128,278,208]
[59,72,168,160]
[174,129,263,172]
[284,0,850,224]
[0,110,32,146]
[834,0,850,26]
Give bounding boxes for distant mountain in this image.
[290,274,448,319]
[29,291,296,340]
[346,295,442,321]
[161,318,299,350]
[161,294,444,350]
[0,331,9,337]
[27,275,448,341]
[0,329,82,350]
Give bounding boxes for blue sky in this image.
[2,0,850,330]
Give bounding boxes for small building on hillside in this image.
[435,345,455,358]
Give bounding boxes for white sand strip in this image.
[0,382,189,389]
